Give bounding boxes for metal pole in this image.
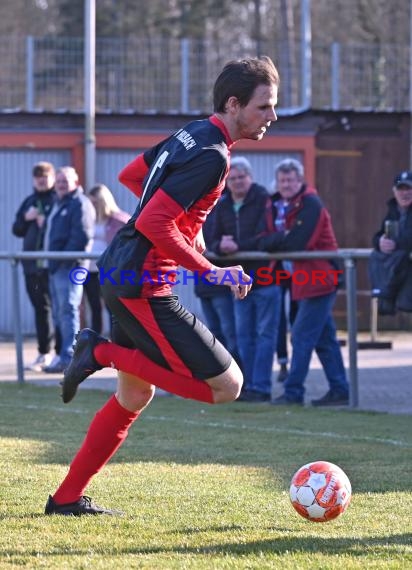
[410,0,412,167]
[180,39,190,114]
[254,0,262,57]
[300,0,312,108]
[84,0,96,192]
[26,36,34,111]
[370,296,378,343]
[11,260,24,384]
[331,42,340,110]
[344,257,359,408]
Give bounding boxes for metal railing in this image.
[0,248,378,409]
[0,36,409,114]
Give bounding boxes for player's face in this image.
[276,170,303,201]
[234,84,278,141]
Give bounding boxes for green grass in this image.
[0,382,411,569]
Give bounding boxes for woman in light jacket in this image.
[85,184,130,333]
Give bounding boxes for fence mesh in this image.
[0,36,409,113]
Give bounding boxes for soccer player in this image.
[45,56,279,515]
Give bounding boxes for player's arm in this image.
[136,189,251,297]
[135,189,214,273]
[118,154,150,198]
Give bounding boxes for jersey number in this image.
[141,150,169,205]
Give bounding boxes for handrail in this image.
[0,249,375,261]
[0,248,388,408]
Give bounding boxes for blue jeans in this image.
[284,292,349,402]
[200,294,240,362]
[49,267,84,364]
[234,284,281,395]
[276,286,298,364]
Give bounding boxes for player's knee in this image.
[210,364,243,404]
[116,377,155,412]
[212,380,242,404]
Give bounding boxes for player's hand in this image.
[211,264,252,300]
[193,229,206,254]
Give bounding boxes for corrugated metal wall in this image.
[1,149,70,337]
[1,147,301,336]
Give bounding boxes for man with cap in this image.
[370,170,412,314]
[375,171,412,255]
[12,161,60,371]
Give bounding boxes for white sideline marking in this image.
[146,415,412,449]
[0,403,409,448]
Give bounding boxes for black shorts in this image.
[101,288,232,380]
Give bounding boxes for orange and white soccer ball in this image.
[289,461,352,522]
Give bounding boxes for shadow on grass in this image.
[0,531,410,558]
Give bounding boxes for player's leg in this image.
[45,370,153,516]
[62,294,242,405]
[203,357,243,403]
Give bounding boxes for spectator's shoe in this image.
[44,357,67,374]
[45,495,122,516]
[311,390,349,407]
[61,328,109,403]
[25,353,53,372]
[277,365,289,383]
[237,390,271,403]
[271,394,303,406]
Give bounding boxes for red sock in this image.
[53,395,140,505]
[94,343,214,404]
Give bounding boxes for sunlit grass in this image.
[0,383,410,569]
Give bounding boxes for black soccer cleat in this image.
[61,328,109,403]
[45,494,122,516]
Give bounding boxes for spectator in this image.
[209,156,281,402]
[84,184,130,334]
[194,207,241,364]
[369,170,412,314]
[256,158,349,406]
[12,161,60,371]
[43,166,96,373]
[270,182,298,382]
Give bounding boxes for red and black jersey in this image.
[97,115,233,298]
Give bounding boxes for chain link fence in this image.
[0,36,409,113]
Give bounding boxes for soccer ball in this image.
[289,461,352,522]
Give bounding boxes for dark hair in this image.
[32,161,55,177]
[213,56,279,113]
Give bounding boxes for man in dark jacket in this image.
[208,156,281,402]
[256,158,349,406]
[12,161,58,371]
[194,205,241,364]
[370,170,412,314]
[43,166,95,372]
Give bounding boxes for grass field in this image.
[0,382,411,569]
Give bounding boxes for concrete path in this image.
[1,331,411,414]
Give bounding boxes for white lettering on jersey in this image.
[175,129,197,150]
[141,150,169,204]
